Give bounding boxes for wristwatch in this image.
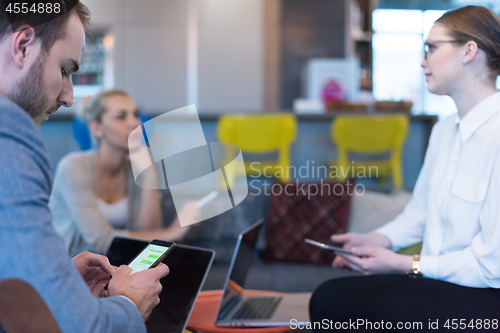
[406,254,423,279]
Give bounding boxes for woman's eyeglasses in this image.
[424,40,468,59]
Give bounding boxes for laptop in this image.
[215,219,311,327]
[107,237,215,333]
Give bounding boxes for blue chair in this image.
[72,117,92,150]
[72,114,152,151]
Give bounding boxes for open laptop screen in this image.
[217,219,264,319]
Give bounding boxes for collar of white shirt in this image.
[454,91,500,143]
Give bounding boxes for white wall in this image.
[80,0,264,113]
[83,0,189,112]
[197,0,264,112]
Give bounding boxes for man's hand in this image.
[72,251,115,297]
[107,263,170,321]
[336,246,413,275]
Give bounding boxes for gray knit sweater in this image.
[49,150,143,256]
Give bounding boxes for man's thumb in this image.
[114,265,133,276]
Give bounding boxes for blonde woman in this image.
[50,89,199,256]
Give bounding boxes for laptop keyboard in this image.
[231,296,283,320]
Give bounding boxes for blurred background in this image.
[29,0,500,300]
[42,0,500,190]
[64,0,500,118]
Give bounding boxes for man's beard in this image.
[8,52,60,125]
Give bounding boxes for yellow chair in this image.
[330,115,409,188]
[217,114,297,183]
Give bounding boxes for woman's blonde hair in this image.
[78,88,131,124]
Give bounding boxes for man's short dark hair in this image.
[0,2,90,53]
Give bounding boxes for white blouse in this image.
[377,91,500,288]
[97,196,129,229]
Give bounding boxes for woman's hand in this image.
[176,201,201,227]
[330,233,365,268]
[330,232,393,268]
[164,201,201,240]
[336,246,413,275]
[72,251,115,297]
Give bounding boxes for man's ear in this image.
[11,26,37,69]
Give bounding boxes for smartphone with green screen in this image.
[128,240,176,273]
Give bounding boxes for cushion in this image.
[348,189,412,233]
[260,180,353,265]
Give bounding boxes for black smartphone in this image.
[127,240,176,273]
[304,238,360,256]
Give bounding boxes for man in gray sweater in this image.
[0,2,168,332]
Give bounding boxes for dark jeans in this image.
[309,275,500,332]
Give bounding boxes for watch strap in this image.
[406,254,422,278]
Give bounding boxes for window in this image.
[372,9,459,118]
